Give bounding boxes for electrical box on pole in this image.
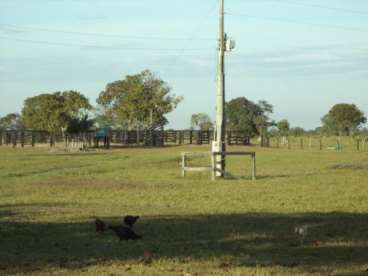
[226,36,236,52]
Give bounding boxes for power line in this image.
[226,12,368,33]
[0,36,213,52]
[262,0,368,16]
[164,0,218,69]
[0,23,215,41]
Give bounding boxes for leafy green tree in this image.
[322,103,366,136]
[226,97,273,137]
[22,93,66,133]
[277,119,290,136]
[258,100,273,115]
[97,70,182,129]
[190,113,213,131]
[62,91,92,118]
[0,113,23,130]
[22,91,92,145]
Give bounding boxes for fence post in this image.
[173,131,177,144]
[319,139,322,151]
[106,136,111,149]
[181,153,186,178]
[179,131,184,145]
[300,138,304,149]
[260,136,264,147]
[49,134,54,147]
[251,153,256,181]
[88,133,92,147]
[196,131,202,145]
[6,132,10,146]
[0,131,2,146]
[12,131,17,148]
[179,130,184,145]
[211,153,215,181]
[287,137,291,149]
[21,131,25,148]
[357,139,360,151]
[137,129,140,145]
[31,132,35,147]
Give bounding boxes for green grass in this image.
[0,145,368,275]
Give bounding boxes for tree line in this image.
[190,101,367,138]
[271,103,367,137]
[1,69,367,139]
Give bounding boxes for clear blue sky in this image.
[1,0,368,129]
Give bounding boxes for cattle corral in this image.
[0,129,251,148]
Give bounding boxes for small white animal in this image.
[294,225,309,244]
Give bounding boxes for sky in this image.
[0,0,368,130]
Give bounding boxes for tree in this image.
[22,91,92,145]
[66,115,95,134]
[190,113,213,131]
[0,113,23,130]
[322,103,366,136]
[226,97,273,137]
[22,93,66,133]
[97,70,182,129]
[62,91,92,118]
[94,111,114,129]
[289,127,306,137]
[277,119,290,136]
[268,126,279,137]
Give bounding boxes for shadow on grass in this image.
[109,144,182,150]
[0,206,367,274]
[256,170,344,180]
[223,173,321,181]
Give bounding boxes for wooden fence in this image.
[260,136,368,152]
[1,130,366,152]
[0,129,251,148]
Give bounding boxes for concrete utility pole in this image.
[213,0,235,178]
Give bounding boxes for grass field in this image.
[0,145,368,275]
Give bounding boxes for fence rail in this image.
[264,136,368,152]
[0,129,250,148]
[1,130,366,152]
